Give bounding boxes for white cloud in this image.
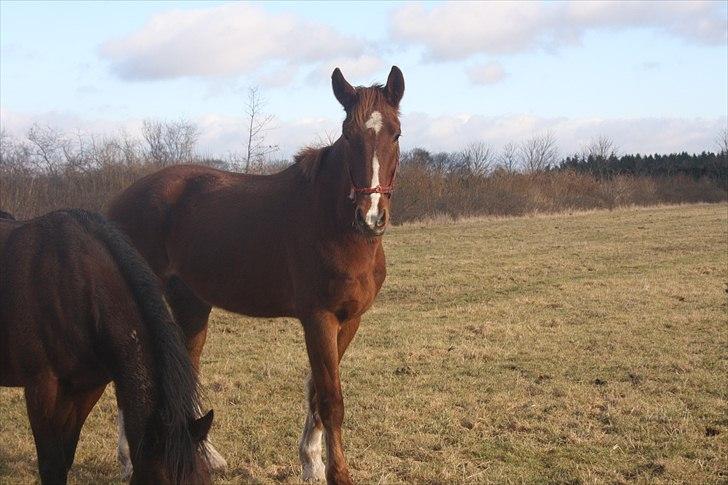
[3,107,725,158]
[467,62,508,85]
[305,55,386,85]
[391,1,727,61]
[401,112,727,155]
[100,3,368,80]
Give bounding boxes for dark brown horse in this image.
[0,210,214,485]
[108,66,404,484]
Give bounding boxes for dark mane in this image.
[295,146,331,182]
[62,210,204,482]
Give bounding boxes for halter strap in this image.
[349,158,399,196]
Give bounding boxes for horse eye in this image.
[394,133,401,142]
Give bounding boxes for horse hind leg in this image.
[164,276,227,472]
[116,409,133,480]
[299,374,326,482]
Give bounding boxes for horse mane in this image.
[295,145,330,182]
[61,209,204,482]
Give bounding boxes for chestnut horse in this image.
[108,66,404,484]
[0,210,213,485]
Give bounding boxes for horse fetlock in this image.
[301,460,326,482]
[326,466,354,485]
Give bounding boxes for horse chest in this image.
[311,237,385,318]
[325,271,377,318]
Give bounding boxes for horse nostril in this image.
[376,211,387,227]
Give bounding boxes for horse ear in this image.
[385,66,405,108]
[190,410,214,442]
[332,68,357,110]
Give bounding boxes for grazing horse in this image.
[0,210,214,485]
[108,66,404,484]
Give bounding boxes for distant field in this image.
[1,203,726,484]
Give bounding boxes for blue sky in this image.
[1,1,726,157]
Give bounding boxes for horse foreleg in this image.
[302,312,354,485]
[299,317,360,482]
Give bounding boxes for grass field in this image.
[1,203,726,484]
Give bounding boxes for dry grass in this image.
[1,203,727,484]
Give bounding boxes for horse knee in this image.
[317,390,344,426]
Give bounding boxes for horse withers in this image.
[0,210,213,484]
[108,66,405,484]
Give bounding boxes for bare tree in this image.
[242,86,278,173]
[717,127,728,155]
[497,142,519,173]
[25,124,71,175]
[0,129,14,171]
[142,119,198,166]
[458,141,493,176]
[582,135,619,160]
[519,132,559,173]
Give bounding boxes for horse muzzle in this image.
[354,206,388,236]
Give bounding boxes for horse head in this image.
[332,66,404,236]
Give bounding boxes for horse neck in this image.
[111,333,198,478]
[314,139,363,238]
[114,357,198,481]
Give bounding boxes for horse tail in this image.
[62,209,202,481]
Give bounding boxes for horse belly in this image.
[175,248,295,318]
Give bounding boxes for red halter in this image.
[349,158,399,196]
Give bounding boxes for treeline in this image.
[560,152,726,182]
[1,122,726,222]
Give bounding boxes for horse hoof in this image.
[204,440,228,472]
[302,461,326,482]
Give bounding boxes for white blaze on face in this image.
[364,155,381,228]
[365,110,383,134]
[364,111,383,229]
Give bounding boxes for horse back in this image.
[0,212,149,388]
[107,164,239,276]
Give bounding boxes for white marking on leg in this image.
[299,375,325,482]
[117,412,133,481]
[364,153,382,228]
[365,110,383,134]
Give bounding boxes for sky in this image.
[1,0,727,158]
